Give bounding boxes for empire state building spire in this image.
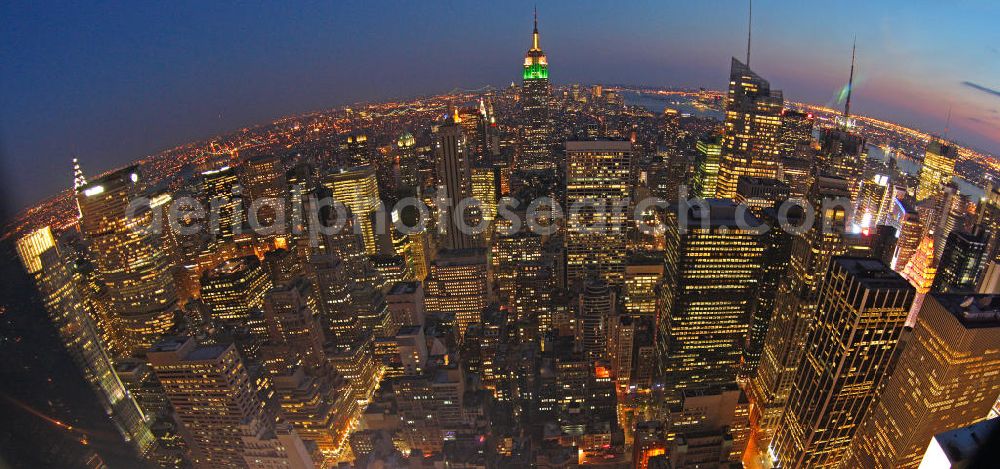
[532,6,540,50]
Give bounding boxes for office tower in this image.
[519,9,552,171]
[385,280,425,327]
[843,294,1000,468]
[741,207,795,380]
[471,165,498,230]
[396,132,420,190]
[916,418,1000,468]
[778,109,815,155]
[148,337,315,469]
[716,58,784,199]
[608,312,635,390]
[492,231,543,305]
[659,199,766,401]
[323,165,381,255]
[623,252,664,318]
[200,163,244,242]
[565,139,634,286]
[242,154,288,235]
[735,176,790,215]
[261,277,326,369]
[200,256,272,325]
[692,136,723,198]
[76,166,178,353]
[816,127,866,200]
[15,227,158,459]
[664,388,749,467]
[933,230,987,293]
[975,185,1000,266]
[435,113,480,250]
[342,133,371,166]
[855,174,891,227]
[772,257,914,468]
[578,278,614,360]
[894,199,923,270]
[748,175,860,446]
[927,184,973,260]
[424,248,489,341]
[916,140,959,202]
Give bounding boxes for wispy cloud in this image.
[963,81,1000,99]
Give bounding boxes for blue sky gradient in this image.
[2,0,999,210]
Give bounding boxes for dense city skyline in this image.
[3,0,1000,212]
[4,3,1000,469]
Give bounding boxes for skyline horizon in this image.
[3,1,999,212]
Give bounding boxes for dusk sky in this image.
[2,0,999,212]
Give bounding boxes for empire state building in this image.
[519,9,553,171]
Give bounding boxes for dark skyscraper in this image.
[932,229,987,293]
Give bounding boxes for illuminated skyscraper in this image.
[772,257,914,468]
[519,8,553,171]
[658,199,766,401]
[471,165,498,230]
[843,293,1000,468]
[855,174,892,228]
[200,256,272,325]
[200,163,244,242]
[916,140,959,202]
[565,139,634,286]
[749,175,859,446]
[424,248,489,341]
[623,252,664,318]
[76,166,178,353]
[323,166,381,255]
[692,136,723,198]
[15,227,157,459]
[396,131,419,190]
[434,113,480,251]
[148,337,315,469]
[716,58,784,199]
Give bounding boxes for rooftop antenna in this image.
[532,6,540,50]
[844,37,856,124]
[944,105,952,140]
[746,0,752,66]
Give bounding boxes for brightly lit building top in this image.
[523,9,548,80]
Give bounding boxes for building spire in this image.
[72,157,87,190]
[746,0,752,66]
[532,6,540,51]
[944,105,952,139]
[844,36,856,123]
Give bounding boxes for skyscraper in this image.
[15,227,158,459]
[76,166,178,353]
[692,136,723,198]
[424,248,489,341]
[565,139,634,286]
[519,8,553,171]
[715,58,784,199]
[916,140,959,202]
[148,337,315,469]
[323,166,382,255]
[771,257,914,468]
[658,199,766,401]
[843,293,1000,468]
[200,255,272,325]
[434,113,480,251]
[932,230,987,293]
